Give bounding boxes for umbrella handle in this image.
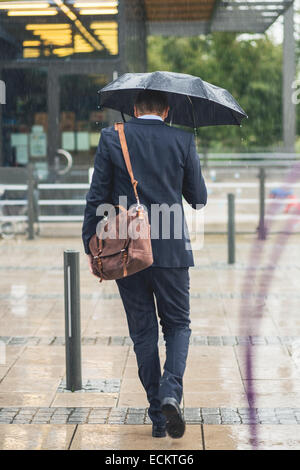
[187,95,198,149]
[187,95,197,133]
[121,112,127,123]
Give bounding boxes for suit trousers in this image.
[116,266,191,426]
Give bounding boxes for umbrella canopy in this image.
[98,71,247,128]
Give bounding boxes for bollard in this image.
[258,167,266,240]
[27,163,35,240]
[64,250,82,391]
[227,193,235,264]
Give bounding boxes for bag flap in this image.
[100,237,128,257]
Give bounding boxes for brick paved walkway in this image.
[1,233,300,449]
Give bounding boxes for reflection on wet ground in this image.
[1,232,300,449]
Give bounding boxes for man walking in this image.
[82,90,207,439]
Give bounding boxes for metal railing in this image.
[1,156,300,238]
[200,152,300,168]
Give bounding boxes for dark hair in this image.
[134,90,169,115]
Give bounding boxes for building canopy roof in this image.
[0,0,295,60]
[145,0,295,34]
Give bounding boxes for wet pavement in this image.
[1,232,300,449]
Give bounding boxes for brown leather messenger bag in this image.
[89,122,153,282]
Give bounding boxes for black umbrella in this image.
[98,71,247,128]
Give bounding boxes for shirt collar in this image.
[137,114,163,121]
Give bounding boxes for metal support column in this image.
[258,168,266,240]
[283,3,296,152]
[64,250,82,392]
[140,1,147,72]
[27,163,35,240]
[227,193,235,264]
[118,0,126,75]
[47,66,60,173]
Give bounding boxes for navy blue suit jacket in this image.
[82,117,207,267]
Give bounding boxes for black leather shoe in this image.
[152,424,166,438]
[161,397,185,439]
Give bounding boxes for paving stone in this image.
[12,418,32,424]
[257,408,275,413]
[0,337,11,344]
[57,378,121,393]
[89,409,110,416]
[50,418,68,424]
[237,336,251,344]
[281,337,293,345]
[31,418,50,423]
[108,417,126,424]
[221,414,240,421]
[70,413,89,419]
[193,336,208,345]
[110,336,125,345]
[88,417,107,423]
[3,334,300,348]
[238,411,256,417]
[82,337,96,345]
[124,337,133,346]
[1,406,300,425]
[257,409,276,415]
[34,414,54,419]
[68,417,87,423]
[108,418,125,424]
[39,337,55,345]
[201,407,220,415]
[184,408,201,417]
[52,337,65,345]
[8,337,28,345]
[16,407,37,413]
[278,418,297,424]
[0,408,20,412]
[250,336,267,345]
[203,415,222,424]
[275,412,295,418]
[95,337,109,345]
[109,410,127,418]
[52,409,72,415]
[221,407,238,413]
[221,417,242,424]
[257,416,277,423]
[221,336,237,346]
[26,336,40,345]
[259,418,279,424]
[126,414,145,425]
[184,409,202,424]
[207,336,222,346]
[275,408,295,415]
[275,407,295,412]
[127,407,145,414]
[265,336,281,344]
[241,418,260,424]
[145,414,151,425]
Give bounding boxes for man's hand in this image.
[87,254,98,277]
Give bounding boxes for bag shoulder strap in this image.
[114,122,140,205]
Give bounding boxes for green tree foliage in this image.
[147,33,283,152]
